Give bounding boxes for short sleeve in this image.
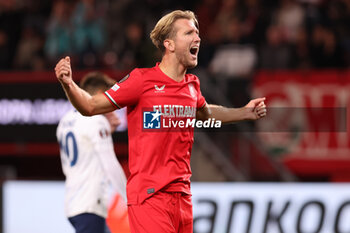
[104,69,143,109]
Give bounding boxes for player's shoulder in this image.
[132,66,157,77]
[57,109,79,133]
[185,73,201,84]
[82,114,107,124]
[59,109,77,123]
[120,67,155,84]
[78,114,109,135]
[60,110,105,126]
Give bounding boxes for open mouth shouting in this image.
[189,46,199,59]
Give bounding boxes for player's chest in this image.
[141,81,198,107]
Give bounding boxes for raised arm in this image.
[54,56,115,116]
[197,98,267,123]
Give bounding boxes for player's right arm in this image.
[55,56,115,116]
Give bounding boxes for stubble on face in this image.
[172,19,200,69]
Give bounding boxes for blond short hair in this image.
[150,10,199,52]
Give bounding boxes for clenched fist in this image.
[55,56,72,86]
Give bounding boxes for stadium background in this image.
[1,0,350,232]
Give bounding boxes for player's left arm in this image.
[196,98,267,123]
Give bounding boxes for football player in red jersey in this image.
[55,10,266,233]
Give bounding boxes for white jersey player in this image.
[56,72,127,233]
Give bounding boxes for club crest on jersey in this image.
[143,110,162,129]
[154,84,165,93]
[188,83,196,98]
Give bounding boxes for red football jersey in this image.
[104,64,206,205]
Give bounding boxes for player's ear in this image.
[164,39,175,52]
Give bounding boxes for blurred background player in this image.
[56,71,128,233]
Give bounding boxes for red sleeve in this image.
[104,69,143,109]
[195,76,206,109]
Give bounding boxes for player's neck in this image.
[158,57,186,82]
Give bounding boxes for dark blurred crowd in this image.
[1,0,350,73]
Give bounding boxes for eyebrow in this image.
[185,28,199,34]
